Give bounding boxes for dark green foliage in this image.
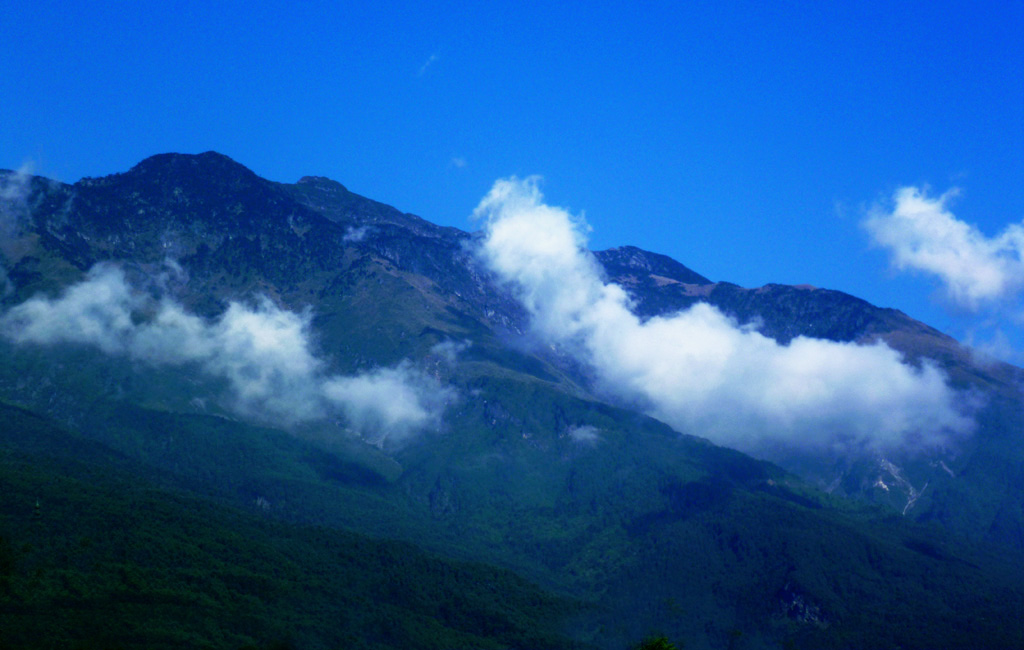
[632,636,681,650]
[0,404,581,650]
[4,367,1024,649]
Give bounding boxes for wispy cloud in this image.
[430,338,471,364]
[474,177,973,456]
[450,156,467,169]
[865,187,1024,311]
[964,327,1023,367]
[0,162,36,296]
[0,162,34,206]
[323,362,454,446]
[2,263,142,355]
[343,225,369,243]
[0,263,453,442]
[567,424,601,445]
[418,53,439,77]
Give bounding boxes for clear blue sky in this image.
[3,1,1022,355]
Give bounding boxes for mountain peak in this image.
[130,150,238,168]
[595,245,712,285]
[297,175,348,193]
[124,151,260,185]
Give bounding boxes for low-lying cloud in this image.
[430,338,471,364]
[865,187,1024,311]
[323,362,452,446]
[474,177,973,455]
[566,424,601,445]
[0,263,452,442]
[343,225,369,243]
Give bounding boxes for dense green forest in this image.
[3,397,1023,649]
[0,403,582,650]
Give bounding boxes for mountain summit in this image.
[1,152,1023,649]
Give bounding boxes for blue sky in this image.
[3,1,1023,357]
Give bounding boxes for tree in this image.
[632,635,681,650]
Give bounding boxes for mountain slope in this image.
[2,152,1024,649]
[0,402,581,650]
[593,244,1024,547]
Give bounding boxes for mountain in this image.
[1,152,1023,649]
[593,247,1024,548]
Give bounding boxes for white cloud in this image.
[567,424,601,444]
[2,263,141,354]
[450,157,467,169]
[430,338,470,364]
[323,362,455,446]
[0,162,34,210]
[343,225,369,243]
[0,264,452,440]
[418,53,439,77]
[474,177,973,455]
[1,162,37,296]
[963,327,1024,367]
[865,187,1024,310]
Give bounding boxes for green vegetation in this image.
[632,636,681,650]
[0,404,581,650]
[4,384,1024,649]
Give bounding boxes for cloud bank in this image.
[0,263,452,441]
[865,187,1024,310]
[474,177,972,455]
